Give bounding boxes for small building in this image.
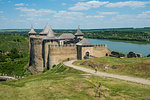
[58,33,75,45]
[76,38,93,60]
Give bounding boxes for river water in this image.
[87,39,150,57]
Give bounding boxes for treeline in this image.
[84,31,150,43]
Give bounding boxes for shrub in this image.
[147,54,150,57]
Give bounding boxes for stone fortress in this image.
[28,24,111,73]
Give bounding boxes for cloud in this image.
[54,11,84,20]
[106,1,150,8]
[0,11,3,13]
[86,15,104,18]
[16,7,35,12]
[0,16,7,20]
[15,3,24,6]
[16,20,26,23]
[61,3,66,6]
[112,14,135,21]
[69,1,109,10]
[137,11,150,18]
[99,12,118,15]
[16,7,56,16]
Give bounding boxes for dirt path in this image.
[64,60,150,85]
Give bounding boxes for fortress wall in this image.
[93,44,111,57]
[44,41,59,70]
[29,37,43,72]
[49,45,77,67]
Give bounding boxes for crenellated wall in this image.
[93,44,111,57]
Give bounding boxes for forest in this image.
[0,34,29,76]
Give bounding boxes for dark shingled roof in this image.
[59,33,75,39]
[28,26,36,34]
[75,27,84,36]
[76,38,92,45]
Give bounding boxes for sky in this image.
[0,0,150,29]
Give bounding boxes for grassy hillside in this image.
[0,64,150,100]
[73,57,150,78]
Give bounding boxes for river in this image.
[87,39,150,57]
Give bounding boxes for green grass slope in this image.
[0,64,150,100]
[73,57,150,78]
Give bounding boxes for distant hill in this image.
[0,27,150,34]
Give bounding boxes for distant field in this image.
[0,64,150,100]
[1,28,150,44]
[0,27,150,33]
[73,57,150,78]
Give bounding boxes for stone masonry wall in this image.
[81,46,93,59]
[49,45,77,67]
[93,44,111,57]
[44,41,59,70]
[29,37,43,73]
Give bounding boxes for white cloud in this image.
[142,11,150,14]
[16,20,26,23]
[15,3,24,6]
[86,15,104,18]
[106,1,150,8]
[0,16,7,20]
[137,11,150,18]
[16,7,35,12]
[61,3,66,6]
[54,11,84,20]
[99,12,118,15]
[16,7,56,16]
[0,11,3,13]
[112,14,135,21]
[69,1,109,10]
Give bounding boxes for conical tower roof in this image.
[76,38,92,45]
[28,26,36,34]
[75,27,84,36]
[47,28,55,38]
[40,24,52,35]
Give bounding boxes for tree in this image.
[8,48,20,59]
[0,53,6,62]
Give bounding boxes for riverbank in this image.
[87,38,150,44]
[87,39,150,57]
